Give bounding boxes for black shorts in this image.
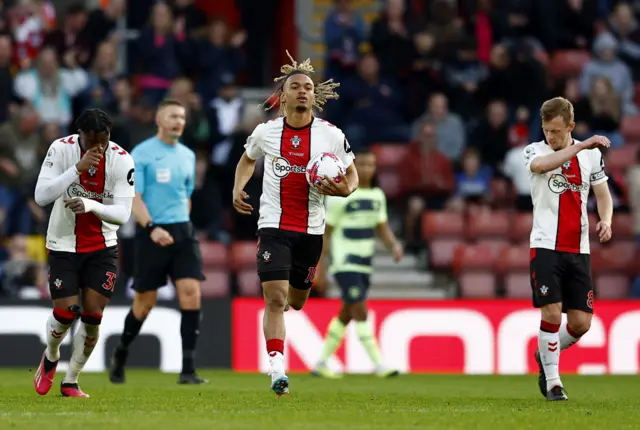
[133,222,204,292]
[335,272,371,304]
[257,228,323,290]
[48,246,118,300]
[530,247,594,313]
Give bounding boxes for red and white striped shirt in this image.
[524,139,608,254]
[245,117,355,235]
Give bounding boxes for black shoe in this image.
[534,349,546,397]
[108,347,128,384]
[178,373,208,385]
[546,385,568,401]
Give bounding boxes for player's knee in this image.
[177,281,201,310]
[567,316,591,336]
[351,302,368,321]
[540,303,562,324]
[264,289,287,312]
[407,196,424,215]
[133,293,157,319]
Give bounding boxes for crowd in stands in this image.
[0,0,639,299]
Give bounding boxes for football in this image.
[306,152,346,186]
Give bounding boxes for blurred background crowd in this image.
[0,0,639,301]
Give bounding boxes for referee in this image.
[108,100,206,385]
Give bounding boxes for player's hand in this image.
[596,220,612,243]
[392,243,404,262]
[76,146,103,173]
[314,172,351,197]
[150,227,174,247]
[64,197,87,214]
[580,135,611,150]
[233,189,253,215]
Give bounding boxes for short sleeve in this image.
[590,149,608,185]
[335,133,355,168]
[523,143,541,172]
[377,189,388,224]
[244,123,265,160]
[38,141,66,179]
[325,196,345,227]
[112,154,136,198]
[131,147,147,195]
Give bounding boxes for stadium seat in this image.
[549,50,591,79]
[504,272,532,299]
[453,243,500,273]
[621,114,640,140]
[230,241,258,271]
[237,269,261,297]
[422,211,465,238]
[200,270,230,297]
[510,213,533,243]
[612,213,634,239]
[497,243,531,274]
[466,210,511,240]
[199,241,228,268]
[376,170,403,199]
[428,237,465,270]
[591,241,637,275]
[458,272,497,298]
[370,144,409,169]
[474,239,510,257]
[606,145,639,172]
[594,274,629,299]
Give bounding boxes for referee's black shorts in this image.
[133,222,205,292]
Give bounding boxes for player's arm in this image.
[65,155,134,225]
[316,135,358,197]
[375,191,403,261]
[314,224,334,295]
[591,152,613,242]
[526,136,610,174]
[34,142,81,206]
[233,125,263,214]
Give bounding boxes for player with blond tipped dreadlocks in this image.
[232,51,359,396]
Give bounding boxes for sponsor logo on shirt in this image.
[547,174,588,194]
[272,157,305,178]
[67,183,114,200]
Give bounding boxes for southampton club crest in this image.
[562,160,571,170]
[88,166,98,176]
[290,135,301,149]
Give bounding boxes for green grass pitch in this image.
[1,370,639,429]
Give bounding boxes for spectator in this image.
[81,41,120,114]
[83,0,127,60]
[423,0,465,60]
[470,100,510,172]
[13,46,88,129]
[444,37,487,120]
[401,120,455,250]
[113,96,157,152]
[446,147,493,212]
[339,52,408,149]
[196,17,246,103]
[9,0,56,70]
[574,76,624,147]
[406,31,444,120]
[502,142,533,212]
[607,1,640,80]
[0,235,42,298]
[209,78,244,169]
[0,32,15,123]
[42,2,91,68]
[167,77,210,151]
[369,0,417,80]
[555,0,596,50]
[134,2,189,105]
[412,92,466,161]
[478,44,519,109]
[323,0,365,82]
[579,32,637,115]
[171,0,207,37]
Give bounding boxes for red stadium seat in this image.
[199,241,228,268]
[549,50,591,79]
[422,211,465,239]
[504,272,532,299]
[612,213,635,239]
[237,269,261,297]
[370,144,410,169]
[230,241,258,271]
[510,213,533,243]
[606,146,639,172]
[466,210,511,240]
[458,272,497,298]
[428,237,465,270]
[200,270,230,297]
[453,243,502,274]
[591,241,638,275]
[497,243,531,274]
[595,274,629,299]
[621,115,640,140]
[476,238,510,256]
[376,170,402,199]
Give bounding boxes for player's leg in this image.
[287,233,324,310]
[171,233,207,383]
[35,251,81,396]
[561,253,595,351]
[530,248,567,400]
[109,237,168,383]
[257,229,293,396]
[313,272,355,379]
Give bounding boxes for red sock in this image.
[266,339,284,356]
